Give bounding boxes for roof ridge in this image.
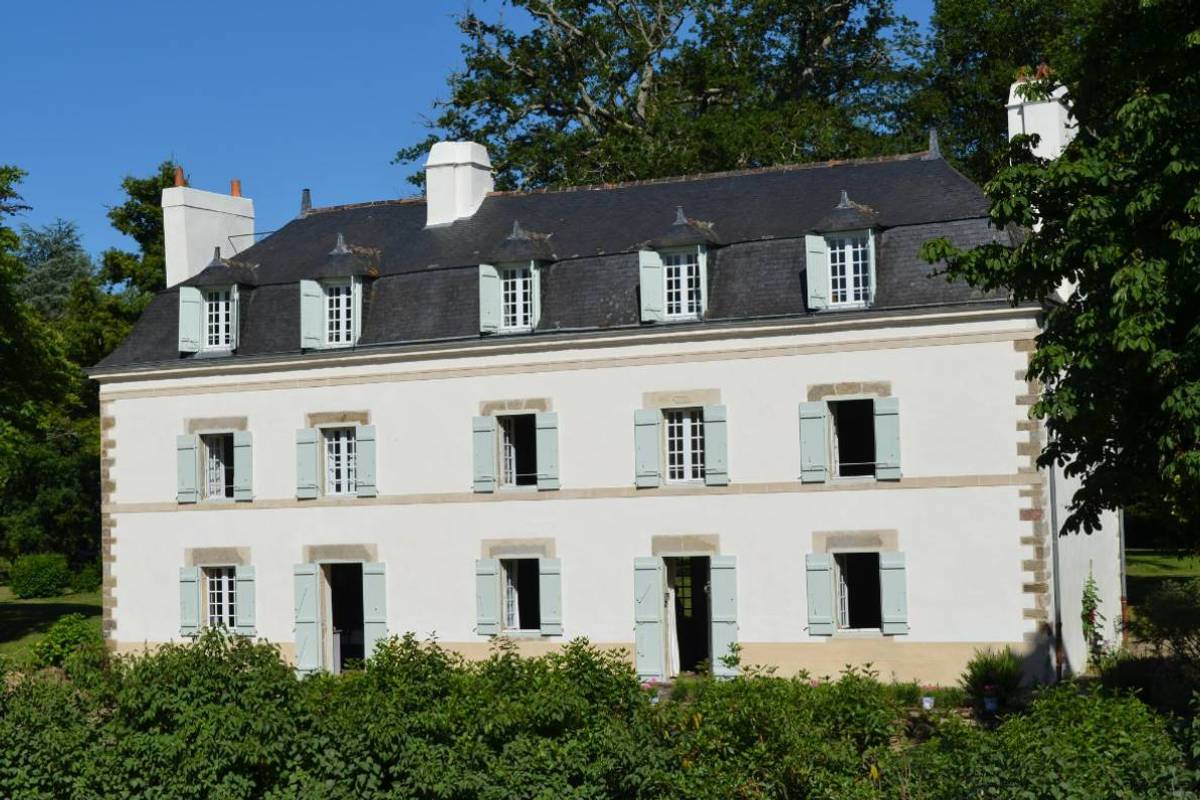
[303,150,932,216]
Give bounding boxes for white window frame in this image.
[662,249,703,320]
[496,413,537,489]
[199,432,234,502]
[204,565,237,628]
[826,233,873,308]
[202,286,236,351]
[832,551,882,632]
[664,407,705,483]
[322,278,358,348]
[322,426,357,496]
[500,558,540,633]
[499,264,534,333]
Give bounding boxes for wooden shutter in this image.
[638,250,665,322]
[805,554,835,635]
[873,397,901,481]
[479,264,500,334]
[229,285,240,350]
[475,559,500,635]
[299,279,323,349]
[633,409,662,488]
[539,558,563,636]
[472,416,497,493]
[710,555,738,677]
[233,431,253,502]
[798,402,828,483]
[805,234,829,311]
[634,557,666,680]
[295,428,319,500]
[351,276,363,343]
[702,404,729,486]
[880,552,909,635]
[234,565,256,637]
[293,564,321,675]
[697,245,709,315]
[355,425,378,498]
[176,434,199,504]
[362,562,387,659]
[535,412,560,490]
[178,286,203,353]
[179,566,201,637]
[530,263,543,328]
[866,231,877,305]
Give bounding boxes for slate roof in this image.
[95,151,1013,373]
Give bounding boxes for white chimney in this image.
[1006,81,1076,160]
[424,141,494,227]
[162,172,255,287]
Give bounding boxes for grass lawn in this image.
[1126,548,1200,608]
[0,585,101,663]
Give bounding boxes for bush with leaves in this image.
[1130,578,1200,672]
[30,613,102,669]
[9,552,70,598]
[960,646,1025,713]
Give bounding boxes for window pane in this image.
[665,408,704,482]
[205,289,231,349]
[663,252,700,318]
[201,434,234,500]
[325,282,353,344]
[323,428,358,495]
[827,237,870,306]
[500,266,532,330]
[206,566,237,628]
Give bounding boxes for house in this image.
[90,85,1122,685]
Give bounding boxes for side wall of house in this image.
[100,311,1063,684]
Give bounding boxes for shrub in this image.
[31,613,102,669]
[69,563,101,593]
[1099,650,1196,717]
[1130,578,1200,671]
[960,647,1025,712]
[9,553,70,598]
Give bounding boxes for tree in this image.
[923,0,1200,537]
[100,160,177,298]
[396,0,924,190]
[18,219,93,320]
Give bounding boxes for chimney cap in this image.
[230,178,242,197]
[174,165,187,187]
[300,188,312,216]
[425,140,492,169]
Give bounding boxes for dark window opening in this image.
[666,556,711,673]
[835,552,882,630]
[501,558,541,630]
[328,563,364,670]
[831,399,875,477]
[499,414,538,487]
[200,433,235,500]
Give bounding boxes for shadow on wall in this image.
[1021,623,1056,684]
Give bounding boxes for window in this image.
[324,279,354,346]
[203,288,234,350]
[665,408,705,482]
[205,566,237,628]
[834,553,882,630]
[200,433,234,500]
[829,399,875,478]
[500,265,533,332]
[828,235,871,306]
[501,558,541,631]
[498,414,538,487]
[323,427,357,495]
[663,251,702,319]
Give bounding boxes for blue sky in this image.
[1,0,931,258]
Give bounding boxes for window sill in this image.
[832,628,885,639]
[498,484,540,493]
[497,326,534,335]
[194,348,234,359]
[661,315,701,323]
[824,303,872,312]
[830,474,878,484]
[199,497,236,505]
[497,630,550,640]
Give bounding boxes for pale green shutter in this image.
[229,285,240,349]
[703,404,729,486]
[472,416,497,493]
[296,428,320,499]
[634,557,666,680]
[535,412,560,490]
[873,397,901,481]
[176,434,199,504]
[479,264,500,334]
[351,276,363,343]
[362,562,387,659]
[697,245,709,315]
[475,559,500,635]
[638,250,665,322]
[710,555,738,677]
[799,402,828,483]
[179,566,201,636]
[539,558,563,636]
[530,263,542,328]
[634,409,661,488]
[178,286,203,353]
[805,234,829,311]
[233,431,253,501]
[293,563,322,675]
[805,553,835,635]
[866,231,877,305]
[880,552,909,635]
[235,565,256,637]
[356,425,378,497]
[300,279,323,349]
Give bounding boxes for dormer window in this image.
[479,262,541,335]
[663,250,703,319]
[299,277,363,350]
[204,287,235,351]
[805,230,875,312]
[324,279,355,346]
[638,245,708,323]
[178,284,239,355]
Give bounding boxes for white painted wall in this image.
[162,186,255,287]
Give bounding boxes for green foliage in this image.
[1082,569,1108,668]
[16,219,92,320]
[922,0,1200,535]
[98,160,176,296]
[31,613,102,669]
[959,646,1025,712]
[69,563,100,594]
[1130,578,1200,671]
[397,0,925,191]
[1099,650,1196,717]
[9,552,71,598]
